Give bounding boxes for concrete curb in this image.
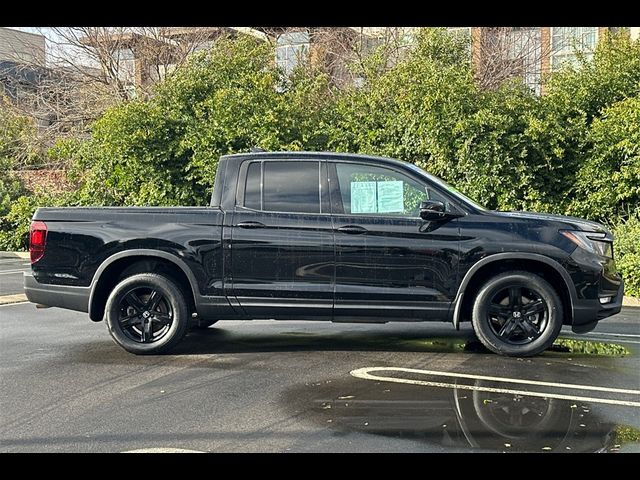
[0,251,29,259]
[623,296,640,307]
[0,294,28,305]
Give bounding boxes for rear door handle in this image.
[336,225,368,235]
[237,221,266,229]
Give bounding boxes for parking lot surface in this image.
[1,299,638,453]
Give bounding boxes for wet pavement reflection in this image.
[284,377,640,453]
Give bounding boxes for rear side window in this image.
[264,161,320,213]
[244,162,261,210]
[244,161,321,214]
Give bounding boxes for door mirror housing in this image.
[419,200,447,221]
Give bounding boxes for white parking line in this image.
[561,335,640,345]
[353,366,640,395]
[350,367,640,408]
[122,447,204,453]
[580,331,640,339]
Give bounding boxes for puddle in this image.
[184,329,629,357]
[283,377,640,453]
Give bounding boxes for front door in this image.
[328,160,460,321]
[230,159,334,318]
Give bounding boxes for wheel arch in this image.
[452,253,577,329]
[88,250,199,322]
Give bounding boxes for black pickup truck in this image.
[25,151,624,356]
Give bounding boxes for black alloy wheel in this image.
[105,273,189,354]
[471,271,563,357]
[118,286,174,344]
[486,286,548,345]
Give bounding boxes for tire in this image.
[191,319,219,330]
[471,271,563,357]
[104,273,189,355]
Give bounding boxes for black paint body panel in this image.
[26,152,624,331]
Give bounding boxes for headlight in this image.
[560,230,613,257]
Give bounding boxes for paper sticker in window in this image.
[351,181,377,213]
[377,181,404,213]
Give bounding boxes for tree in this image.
[473,27,549,93]
[64,35,337,207]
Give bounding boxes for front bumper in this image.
[24,272,90,313]
[571,278,624,333]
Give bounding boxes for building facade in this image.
[451,27,638,93]
[0,28,50,128]
[74,26,640,94]
[0,27,45,64]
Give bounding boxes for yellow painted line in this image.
[0,294,28,305]
[0,270,29,275]
[350,367,640,408]
[0,252,30,259]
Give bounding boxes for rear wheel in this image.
[105,273,189,355]
[471,271,563,357]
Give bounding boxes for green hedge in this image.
[614,214,640,297]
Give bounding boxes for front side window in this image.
[244,161,320,214]
[332,163,428,217]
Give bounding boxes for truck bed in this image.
[31,206,225,294]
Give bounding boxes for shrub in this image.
[614,213,640,297]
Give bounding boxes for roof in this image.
[220,150,412,168]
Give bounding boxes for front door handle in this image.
[336,225,368,235]
[237,221,266,229]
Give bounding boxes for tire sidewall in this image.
[105,273,188,354]
[472,272,563,357]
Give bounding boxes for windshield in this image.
[406,163,488,212]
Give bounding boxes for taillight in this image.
[29,220,47,264]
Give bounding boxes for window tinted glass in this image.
[263,161,320,213]
[244,162,261,210]
[334,163,427,216]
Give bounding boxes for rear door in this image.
[230,159,335,318]
[329,160,460,321]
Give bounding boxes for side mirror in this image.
[419,200,446,221]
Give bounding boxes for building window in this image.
[115,47,137,86]
[551,27,598,70]
[276,31,310,75]
[507,27,542,94]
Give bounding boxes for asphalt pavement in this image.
[0,256,30,296]
[1,299,639,453]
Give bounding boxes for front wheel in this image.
[104,273,189,355]
[471,271,563,357]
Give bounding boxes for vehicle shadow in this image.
[170,325,488,356]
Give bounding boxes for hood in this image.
[493,211,609,234]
